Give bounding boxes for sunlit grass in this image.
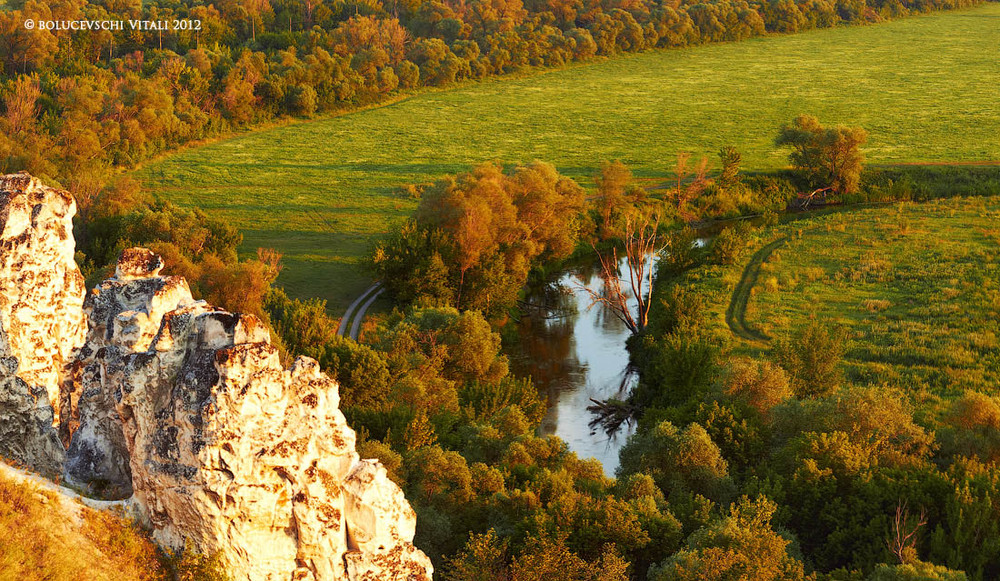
[137,4,1000,310]
[690,196,1000,399]
[0,469,164,581]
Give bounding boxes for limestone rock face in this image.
[116,247,165,280]
[117,299,432,581]
[63,248,195,498]
[0,173,85,475]
[0,327,66,476]
[343,461,432,581]
[1,174,433,580]
[343,460,417,553]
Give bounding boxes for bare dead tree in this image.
[886,500,927,564]
[584,213,664,334]
[795,186,833,209]
[669,152,710,218]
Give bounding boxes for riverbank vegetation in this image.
[368,161,587,320]
[615,194,1000,579]
[325,106,997,578]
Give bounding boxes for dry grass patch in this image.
[0,469,165,581]
[861,299,892,313]
[0,467,228,581]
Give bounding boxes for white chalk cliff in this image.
[64,247,194,498]
[0,173,85,476]
[0,173,432,581]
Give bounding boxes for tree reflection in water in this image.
[507,257,642,476]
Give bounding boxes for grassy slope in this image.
[137,4,1000,311]
[682,197,1000,401]
[0,466,164,581]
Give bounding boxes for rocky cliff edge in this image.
[0,173,432,581]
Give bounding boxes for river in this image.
[507,256,649,477]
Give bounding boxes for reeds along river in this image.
[507,256,648,477]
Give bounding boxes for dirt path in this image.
[349,287,385,341]
[725,237,788,342]
[337,282,381,337]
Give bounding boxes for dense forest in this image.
[1,0,987,191]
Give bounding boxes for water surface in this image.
[509,258,648,476]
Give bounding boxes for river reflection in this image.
[508,257,649,477]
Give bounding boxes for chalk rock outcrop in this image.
[116,283,432,580]
[0,173,85,475]
[1,173,433,581]
[0,325,66,476]
[342,461,432,580]
[64,248,195,498]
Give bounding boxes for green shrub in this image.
[711,222,755,265]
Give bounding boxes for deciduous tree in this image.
[775,114,868,195]
[648,496,809,581]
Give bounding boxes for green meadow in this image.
[137,4,1000,311]
[681,197,1000,399]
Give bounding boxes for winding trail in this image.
[725,237,788,342]
[337,282,382,338]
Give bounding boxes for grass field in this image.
[680,197,1000,400]
[137,4,1000,311]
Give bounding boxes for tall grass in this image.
[683,196,1000,398]
[0,470,163,581]
[0,469,228,581]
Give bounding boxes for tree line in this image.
[370,114,869,321]
[0,0,985,201]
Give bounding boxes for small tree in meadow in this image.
[775,114,868,195]
[774,320,847,398]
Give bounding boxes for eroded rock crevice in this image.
[64,247,196,498]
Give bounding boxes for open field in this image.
[137,4,1000,311]
[681,197,1000,398]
